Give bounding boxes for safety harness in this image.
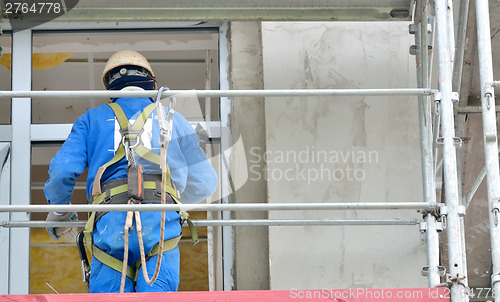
[80,87,198,292]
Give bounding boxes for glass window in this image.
[30,29,220,293]
[30,143,88,294]
[32,31,219,124]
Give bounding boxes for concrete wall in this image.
[227,22,270,290]
[260,22,428,289]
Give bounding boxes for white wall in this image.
[261,22,427,289]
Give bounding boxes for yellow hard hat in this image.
[102,50,155,89]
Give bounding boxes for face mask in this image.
[108,75,156,91]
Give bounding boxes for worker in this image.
[44,50,218,293]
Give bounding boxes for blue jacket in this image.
[44,96,218,206]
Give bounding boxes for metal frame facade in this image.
[9,29,32,294]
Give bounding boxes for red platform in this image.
[0,288,450,302]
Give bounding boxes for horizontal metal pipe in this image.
[0,89,437,99]
[1,218,421,228]
[458,105,500,113]
[487,81,500,87]
[31,182,86,191]
[65,58,206,64]
[30,238,208,247]
[0,202,439,213]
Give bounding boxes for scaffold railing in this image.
[1,218,422,228]
[0,202,440,213]
[0,202,436,227]
[0,88,437,99]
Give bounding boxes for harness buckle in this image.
[102,195,112,204]
[120,129,143,149]
[154,180,162,198]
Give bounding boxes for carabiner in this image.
[155,86,176,145]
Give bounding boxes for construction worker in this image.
[44,50,218,293]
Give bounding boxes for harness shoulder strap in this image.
[132,103,157,131]
[92,145,126,195]
[108,102,129,130]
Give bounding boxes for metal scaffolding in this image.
[0,1,499,301]
[0,88,437,98]
[475,1,500,301]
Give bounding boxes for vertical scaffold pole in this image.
[475,0,500,300]
[415,0,441,287]
[453,0,472,284]
[435,0,469,300]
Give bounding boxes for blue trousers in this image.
[89,210,182,293]
[89,247,180,293]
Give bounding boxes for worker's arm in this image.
[44,114,89,205]
[175,113,218,204]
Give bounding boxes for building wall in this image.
[227,22,270,290]
[260,22,428,289]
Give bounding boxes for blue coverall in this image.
[44,95,218,293]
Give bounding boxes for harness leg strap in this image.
[91,235,183,282]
